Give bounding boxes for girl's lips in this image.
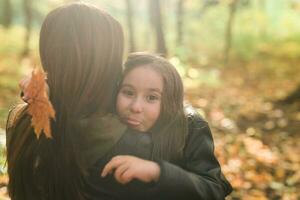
[126,118,141,126]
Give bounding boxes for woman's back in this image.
[6,3,125,200]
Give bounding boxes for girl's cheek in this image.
[117,95,131,112]
[150,102,161,121]
[116,95,125,113]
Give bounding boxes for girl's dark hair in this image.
[123,52,188,162]
[7,2,124,200]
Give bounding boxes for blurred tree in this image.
[198,0,219,18]
[149,0,168,56]
[1,0,13,28]
[126,0,136,52]
[176,0,184,46]
[63,0,79,4]
[204,0,220,5]
[224,0,239,64]
[22,0,33,56]
[240,0,250,7]
[280,85,300,104]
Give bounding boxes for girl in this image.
[98,52,232,199]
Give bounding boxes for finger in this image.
[101,156,125,177]
[120,170,134,184]
[19,76,31,89]
[19,78,26,88]
[101,161,119,177]
[114,163,130,184]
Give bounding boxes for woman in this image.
[6,2,125,200]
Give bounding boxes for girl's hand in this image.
[19,72,49,103]
[101,155,161,184]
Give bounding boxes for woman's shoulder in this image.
[74,113,127,168]
[6,103,28,131]
[6,103,29,149]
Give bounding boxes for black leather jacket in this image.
[86,106,233,200]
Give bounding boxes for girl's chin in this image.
[127,124,149,132]
[128,125,143,132]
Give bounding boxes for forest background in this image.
[0,0,299,199]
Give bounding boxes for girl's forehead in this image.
[122,66,163,90]
[125,65,161,79]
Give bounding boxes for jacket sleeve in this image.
[151,111,232,200]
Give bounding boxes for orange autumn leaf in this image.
[23,68,55,138]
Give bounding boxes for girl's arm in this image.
[149,110,233,199]
[101,111,232,199]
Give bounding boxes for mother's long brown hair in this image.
[7,3,124,200]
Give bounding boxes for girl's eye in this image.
[122,89,134,97]
[146,94,160,102]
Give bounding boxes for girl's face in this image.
[116,66,163,132]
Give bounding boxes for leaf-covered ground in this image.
[0,57,299,200]
[185,60,300,200]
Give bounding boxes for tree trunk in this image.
[22,0,33,56]
[126,0,136,52]
[2,0,13,28]
[149,0,168,56]
[176,0,184,46]
[224,0,239,65]
[199,0,219,18]
[279,85,300,104]
[63,0,78,4]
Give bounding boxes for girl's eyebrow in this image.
[120,83,134,88]
[148,88,162,94]
[121,83,161,93]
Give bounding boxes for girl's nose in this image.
[130,98,143,113]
